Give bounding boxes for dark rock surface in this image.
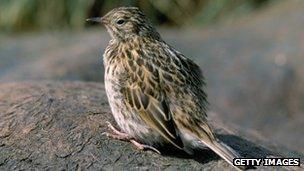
[0,82,303,170]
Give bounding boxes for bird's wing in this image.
[123,83,183,149]
[156,49,214,140]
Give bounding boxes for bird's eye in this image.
[116,19,125,25]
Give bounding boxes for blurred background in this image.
[0,0,303,155]
[0,0,270,31]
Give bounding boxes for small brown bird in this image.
[88,7,244,170]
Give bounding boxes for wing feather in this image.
[128,85,183,149]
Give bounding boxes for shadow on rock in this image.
[157,133,273,168]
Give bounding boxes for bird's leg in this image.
[104,121,161,154]
[105,121,132,140]
[130,139,161,154]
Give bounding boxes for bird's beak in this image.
[86,17,104,23]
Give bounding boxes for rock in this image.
[0,82,302,170]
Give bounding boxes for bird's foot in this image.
[104,121,161,154]
[130,139,161,154]
[104,121,132,140]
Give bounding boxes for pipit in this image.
[87,7,245,170]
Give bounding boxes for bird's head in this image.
[87,7,160,41]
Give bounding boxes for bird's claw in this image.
[104,121,131,140]
[130,139,161,154]
[103,121,161,154]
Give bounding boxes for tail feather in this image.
[202,140,246,171]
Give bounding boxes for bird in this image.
[87,7,245,170]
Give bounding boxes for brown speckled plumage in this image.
[89,7,244,170]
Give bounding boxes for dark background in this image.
[0,0,303,154]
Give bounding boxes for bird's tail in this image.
[203,139,246,171]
